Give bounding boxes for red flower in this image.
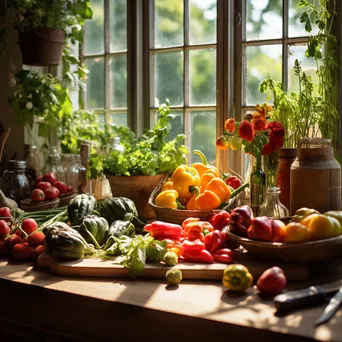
[224,118,236,133]
[252,116,267,131]
[267,121,285,151]
[261,143,274,155]
[238,120,254,142]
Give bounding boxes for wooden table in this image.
[0,258,341,342]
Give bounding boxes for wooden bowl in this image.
[59,191,77,206]
[148,170,246,225]
[225,227,342,263]
[20,198,60,212]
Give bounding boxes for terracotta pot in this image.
[106,173,167,221]
[18,28,65,66]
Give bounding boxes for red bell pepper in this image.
[212,253,233,264]
[208,211,230,230]
[204,230,226,253]
[182,249,214,263]
[214,248,234,257]
[182,239,205,252]
[183,220,214,241]
[229,205,253,237]
[144,221,182,240]
[247,216,273,242]
[224,176,241,189]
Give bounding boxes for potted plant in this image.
[1,0,92,66]
[8,69,73,145]
[87,100,189,220]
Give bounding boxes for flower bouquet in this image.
[216,103,285,215]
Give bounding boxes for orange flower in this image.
[238,120,254,142]
[224,118,236,133]
[252,116,267,131]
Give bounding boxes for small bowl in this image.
[59,191,77,206]
[20,198,60,212]
[225,227,342,263]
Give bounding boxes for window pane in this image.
[153,110,184,141]
[190,111,216,164]
[97,113,106,130]
[110,112,128,127]
[110,0,127,52]
[154,0,184,48]
[289,0,319,37]
[245,45,282,105]
[110,55,127,108]
[189,0,217,45]
[288,45,319,93]
[246,0,282,41]
[154,51,184,107]
[84,0,104,55]
[190,49,216,105]
[85,58,105,109]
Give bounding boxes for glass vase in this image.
[250,154,266,216]
[263,151,279,188]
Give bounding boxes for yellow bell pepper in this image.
[155,190,179,209]
[161,181,173,192]
[284,222,310,243]
[200,172,216,193]
[192,150,219,177]
[171,165,201,200]
[222,264,253,292]
[205,177,231,202]
[194,190,221,210]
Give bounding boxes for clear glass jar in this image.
[22,144,45,189]
[44,148,67,183]
[0,160,31,204]
[68,155,86,192]
[61,154,78,186]
[259,187,290,219]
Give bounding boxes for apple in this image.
[53,181,67,194]
[43,172,57,185]
[36,182,52,191]
[256,266,287,295]
[44,187,60,200]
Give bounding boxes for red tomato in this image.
[35,176,43,184]
[43,172,57,185]
[21,218,38,235]
[66,185,75,193]
[53,181,67,194]
[44,187,60,200]
[0,207,12,222]
[36,182,52,191]
[224,176,241,189]
[0,220,10,236]
[31,189,45,202]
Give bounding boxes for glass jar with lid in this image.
[259,187,290,219]
[0,160,31,204]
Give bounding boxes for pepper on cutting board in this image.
[208,211,230,230]
[191,150,219,177]
[181,239,214,263]
[182,219,214,241]
[171,165,201,200]
[144,221,182,240]
[203,230,226,253]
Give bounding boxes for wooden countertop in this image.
[0,258,341,342]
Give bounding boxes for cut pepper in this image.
[155,190,179,209]
[191,150,220,177]
[171,165,201,200]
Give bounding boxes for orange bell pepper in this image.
[183,220,214,241]
[200,172,216,193]
[186,186,200,210]
[205,177,231,202]
[194,190,221,210]
[192,150,219,177]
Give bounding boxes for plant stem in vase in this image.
[250,154,266,216]
[264,151,279,188]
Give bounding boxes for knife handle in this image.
[274,286,327,312]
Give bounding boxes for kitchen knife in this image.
[314,287,342,326]
[274,279,342,312]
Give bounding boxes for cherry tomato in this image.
[44,187,60,200]
[31,189,45,202]
[224,176,241,189]
[53,181,67,194]
[43,172,57,185]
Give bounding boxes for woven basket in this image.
[225,227,342,262]
[148,170,246,225]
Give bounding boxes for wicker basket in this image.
[148,170,246,225]
[225,227,342,262]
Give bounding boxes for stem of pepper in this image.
[193,150,208,165]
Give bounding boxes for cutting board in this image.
[37,251,309,281]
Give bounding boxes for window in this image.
[82,0,128,129]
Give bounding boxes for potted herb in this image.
[87,100,189,220]
[1,0,92,66]
[8,69,73,145]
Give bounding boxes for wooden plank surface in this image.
[37,251,309,281]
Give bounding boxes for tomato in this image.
[31,189,45,202]
[21,218,38,235]
[229,136,242,150]
[44,187,60,200]
[224,176,241,189]
[256,266,287,295]
[66,185,75,193]
[36,182,52,191]
[35,176,43,184]
[216,136,230,151]
[43,172,57,185]
[53,181,67,194]
[0,207,12,222]
[0,220,10,236]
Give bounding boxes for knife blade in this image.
[315,287,342,326]
[274,279,342,313]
